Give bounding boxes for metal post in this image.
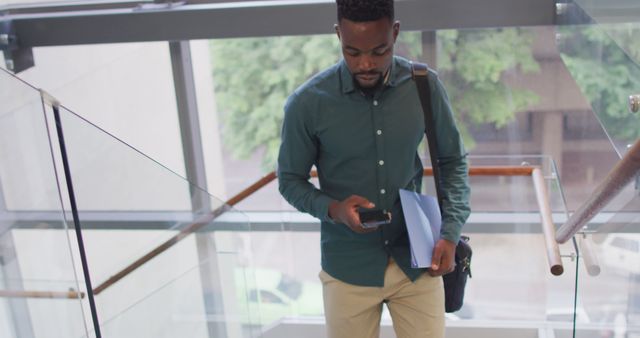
[52,106,102,338]
[169,40,236,338]
[170,40,211,213]
[421,30,437,69]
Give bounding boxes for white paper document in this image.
[399,189,442,268]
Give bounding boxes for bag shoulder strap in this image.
[411,61,444,208]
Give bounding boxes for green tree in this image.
[211,36,340,170]
[436,29,540,148]
[211,28,540,170]
[558,25,640,142]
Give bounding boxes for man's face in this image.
[336,18,399,89]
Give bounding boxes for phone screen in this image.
[358,210,391,228]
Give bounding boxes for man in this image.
[277,1,470,337]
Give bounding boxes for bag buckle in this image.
[461,257,472,278]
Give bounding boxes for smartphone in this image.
[358,209,392,228]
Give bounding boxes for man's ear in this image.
[392,20,400,42]
[334,23,341,40]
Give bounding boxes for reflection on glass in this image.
[0,68,88,337]
[100,253,259,338]
[223,154,581,336]
[210,26,620,214]
[570,0,640,66]
[207,26,629,336]
[557,24,640,157]
[210,29,540,170]
[0,10,633,336]
[575,230,640,337]
[211,35,340,174]
[557,3,640,337]
[436,28,540,150]
[53,104,260,336]
[210,32,423,196]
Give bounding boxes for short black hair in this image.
[336,0,394,23]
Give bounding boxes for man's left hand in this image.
[429,239,456,276]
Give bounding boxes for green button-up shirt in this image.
[278,56,470,287]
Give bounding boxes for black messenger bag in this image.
[411,61,472,313]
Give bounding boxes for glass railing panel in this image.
[575,226,640,337]
[99,251,260,338]
[445,156,577,336]
[224,178,326,330]
[227,155,580,337]
[209,26,600,336]
[218,175,324,331]
[217,222,323,328]
[209,25,619,224]
[51,104,259,336]
[55,101,199,287]
[557,3,640,337]
[0,68,89,337]
[570,183,640,337]
[424,169,576,335]
[570,0,640,66]
[557,12,640,158]
[219,216,324,332]
[212,25,621,237]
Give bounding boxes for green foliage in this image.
[395,31,423,60]
[558,25,640,142]
[436,28,540,148]
[211,36,340,170]
[211,28,540,170]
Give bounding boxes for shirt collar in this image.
[386,58,399,87]
[339,60,355,94]
[339,57,399,94]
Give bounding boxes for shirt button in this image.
[373,100,379,106]
[380,189,386,194]
[376,130,382,135]
[384,240,389,245]
[378,160,384,166]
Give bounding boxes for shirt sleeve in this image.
[429,70,471,243]
[277,92,335,222]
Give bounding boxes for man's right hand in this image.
[328,195,378,234]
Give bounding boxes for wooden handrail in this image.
[94,165,562,294]
[226,171,278,206]
[310,166,535,178]
[93,172,277,295]
[556,138,640,243]
[0,290,85,299]
[531,168,564,276]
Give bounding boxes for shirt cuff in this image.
[440,222,462,244]
[315,194,336,223]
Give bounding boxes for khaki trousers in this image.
[319,259,445,338]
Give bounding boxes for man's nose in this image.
[359,54,376,72]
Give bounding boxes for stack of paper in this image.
[399,189,442,268]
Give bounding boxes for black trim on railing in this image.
[53,106,102,338]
